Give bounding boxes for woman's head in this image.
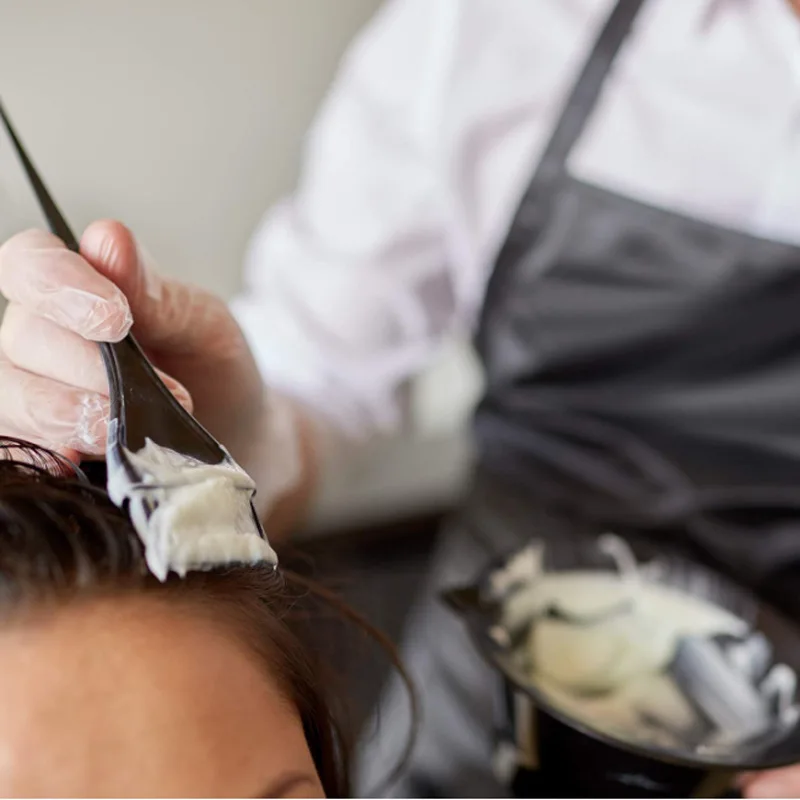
[0,439,351,797]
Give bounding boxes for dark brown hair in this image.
[0,437,414,797]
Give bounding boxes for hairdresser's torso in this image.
[234,0,800,451]
[343,4,800,794]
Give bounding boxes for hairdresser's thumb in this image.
[79,220,219,355]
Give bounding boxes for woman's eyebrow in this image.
[258,771,320,798]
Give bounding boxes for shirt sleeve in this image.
[230,0,460,440]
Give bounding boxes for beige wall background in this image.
[0,0,481,529]
[0,0,380,297]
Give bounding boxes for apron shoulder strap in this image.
[536,0,647,186]
[477,0,647,350]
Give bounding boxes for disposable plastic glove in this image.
[0,221,268,474]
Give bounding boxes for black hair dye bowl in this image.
[442,535,800,798]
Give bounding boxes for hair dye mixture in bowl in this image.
[490,537,799,757]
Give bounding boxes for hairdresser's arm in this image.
[229,0,461,532]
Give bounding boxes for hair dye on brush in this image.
[107,439,277,581]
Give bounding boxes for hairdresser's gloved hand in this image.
[739,765,800,798]
[0,222,267,471]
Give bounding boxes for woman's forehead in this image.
[0,595,321,797]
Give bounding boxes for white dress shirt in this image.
[230,0,800,502]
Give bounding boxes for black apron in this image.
[357,1,800,795]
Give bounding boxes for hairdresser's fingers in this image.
[740,766,800,798]
[0,302,108,393]
[80,220,239,356]
[0,356,108,455]
[0,229,132,342]
[0,302,193,410]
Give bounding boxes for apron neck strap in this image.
[535,0,647,186]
